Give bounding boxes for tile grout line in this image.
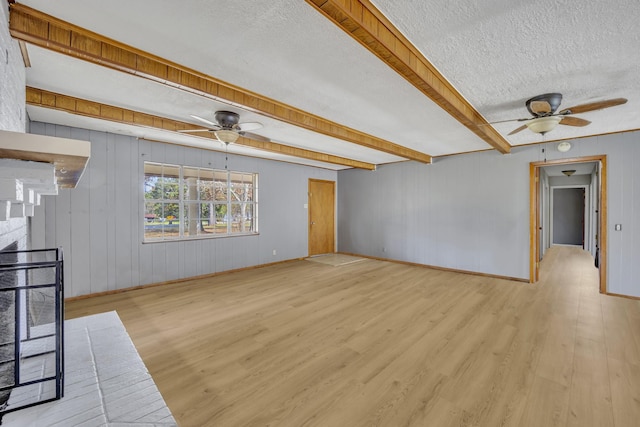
[85,326,109,424]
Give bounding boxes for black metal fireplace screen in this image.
[0,248,64,417]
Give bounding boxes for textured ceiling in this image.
[13,0,640,170]
[373,0,640,145]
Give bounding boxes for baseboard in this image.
[337,252,529,283]
[605,292,640,301]
[65,257,305,302]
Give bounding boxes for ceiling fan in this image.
[180,110,268,144]
[497,93,627,135]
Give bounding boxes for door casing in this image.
[529,155,607,293]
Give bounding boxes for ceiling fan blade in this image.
[178,128,213,134]
[529,100,552,115]
[486,117,531,125]
[508,124,528,135]
[190,114,219,127]
[238,122,263,132]
[239,131,270,142]
[559,98,627,115]
[559,116,591,127]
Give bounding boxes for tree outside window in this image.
[144,162,257,241]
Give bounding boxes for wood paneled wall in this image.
[31,122,336,297]
[338,131,640,298]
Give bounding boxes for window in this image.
[144,162,258,241]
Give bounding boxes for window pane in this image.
[199,203,216,235]
[243,204,255,232]
[143,202,180,240]
[144,202,163,240]
[144,163,163,201]
[199,179,214,201]
[183,202,199,237]
[230,203,253,233]
[183,177,198,201]
[214,204,228,234]
[161,165,180,200]
[163,203,181,238]
[214,179,227,201]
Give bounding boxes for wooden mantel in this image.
[0,129,90,188]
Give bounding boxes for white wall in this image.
[31,123,336,297]
[0,4,26,133]
[338,131,640,298]
[0,3,29,251]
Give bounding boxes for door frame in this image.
[529,155,607,293]
[549,185,588,248]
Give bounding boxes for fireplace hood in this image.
[0,128,90,189]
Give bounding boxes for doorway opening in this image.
[529,155,607,293]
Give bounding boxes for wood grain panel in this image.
[305,0,511,154]
[10,3,431,164]
[26,87,375,170]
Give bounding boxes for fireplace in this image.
[0,246,64,420]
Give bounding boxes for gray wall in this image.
[31,122,336,297]
[553,188,584,245]
[338,131,640,297]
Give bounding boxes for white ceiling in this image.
[15,0,640,170]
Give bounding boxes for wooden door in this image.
[308,179,335,256]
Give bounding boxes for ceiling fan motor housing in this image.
[526,93,563,116]
[214,111,241,129]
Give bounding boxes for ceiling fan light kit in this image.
[214,129,240,144]
[525,116,562,134]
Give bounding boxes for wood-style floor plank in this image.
[65,246,640,427]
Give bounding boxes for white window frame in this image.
[143,161,258,242]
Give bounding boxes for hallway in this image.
[536,245,640,427]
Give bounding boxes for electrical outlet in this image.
[615,224,622,231]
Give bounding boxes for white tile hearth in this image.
[2,311,176,426]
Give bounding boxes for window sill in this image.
[142,232,259,244]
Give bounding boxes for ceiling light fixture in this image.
[557,141,572,152]
[562,170,576,177]
[525,116,562,135]
[213,129,239,144]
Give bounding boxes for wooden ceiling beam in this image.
[26,87,376,170]
[305,0,511,154]
[10,3,430,164]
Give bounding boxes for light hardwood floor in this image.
[66,246,640,427]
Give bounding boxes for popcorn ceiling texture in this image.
[372,0,640,145]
